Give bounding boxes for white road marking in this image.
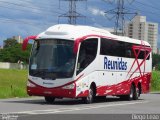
[9,101,149,114]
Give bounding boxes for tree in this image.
[3,38,18,48]
[0,39,32,63]
[152,53,160,70]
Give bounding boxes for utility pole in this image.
[59,0,87,25]
[104,0,137,35]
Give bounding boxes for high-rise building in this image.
[13,36,23,44]
[3,36,23,48]
[125,16,158,53]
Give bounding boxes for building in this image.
[13,36,23,44]
[3,36,23,47]
[125,16,158,53]
[157,48,160,55]
[0,46,3,49]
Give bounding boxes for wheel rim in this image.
[130,86,134,99]
[136,88,139,97]
[87,87,93,102]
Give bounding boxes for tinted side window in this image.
[100,38,125,57]
[125,43,135,58]
[135,50,150,60]
[77,38,98,75]
[100,38,115,56]
[100,38,150,60]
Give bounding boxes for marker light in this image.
[27,81,36,88]
[62,83,75,89]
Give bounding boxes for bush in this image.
[151,71,160,91]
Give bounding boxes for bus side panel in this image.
[75,49,152,98]
[141,72,151,94]
[95,55,152,96]
[95,72,151,96]
[96,71,117,96]
[76,71,100,98]
[76,75,89,97]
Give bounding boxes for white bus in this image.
[22,24,152,104]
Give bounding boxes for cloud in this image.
[88,7,105,17]
[0,0,160,49]
[0,0,61,45]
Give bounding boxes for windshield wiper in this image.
[32,71,45,76]
[41,76,56,80]
[32,71,56,80]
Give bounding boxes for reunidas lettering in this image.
[104,57,127,70]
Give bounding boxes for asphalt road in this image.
[0,93,160,120]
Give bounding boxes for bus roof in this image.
[37,24,151,47]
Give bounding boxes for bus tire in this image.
[120,84,134,101]
[133,86,139,100]
[138,83,141,98]
[45,96,55,103]
[128,84,134,100]
[82,86,94,104]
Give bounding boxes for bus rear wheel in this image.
[120,84,134,101]
[45,96,55,103]
[133,86,139,100]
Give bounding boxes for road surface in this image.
[0,93,160,120]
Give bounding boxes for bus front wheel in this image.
[82,86,94,104]
[45,96,55,103]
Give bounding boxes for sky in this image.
[0,0,160,48]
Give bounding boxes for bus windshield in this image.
[29,39,76,79]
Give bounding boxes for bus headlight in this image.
[62,83,75,89]
[27,81,36,88]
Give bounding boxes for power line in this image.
[0,13,53,26]
[0,17,54,29]
[0,1,68,29]
[0,18,36,26]
[59,0,87,24]
[0,0,63,15]
[16,0,58,7]
[15,0,65,12]
[135,0,160,12]
[0,5,60,17]
[126,6,160,19]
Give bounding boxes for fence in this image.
[0,62,28,69]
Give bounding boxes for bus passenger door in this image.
[76,38,99,91]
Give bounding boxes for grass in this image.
[0,69,28,99]
[151,71,160,92]
[0,69,160,99]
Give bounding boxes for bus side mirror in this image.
[22,36,37,51]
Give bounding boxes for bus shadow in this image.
[2,98,47,105]
[3,97,144,105]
